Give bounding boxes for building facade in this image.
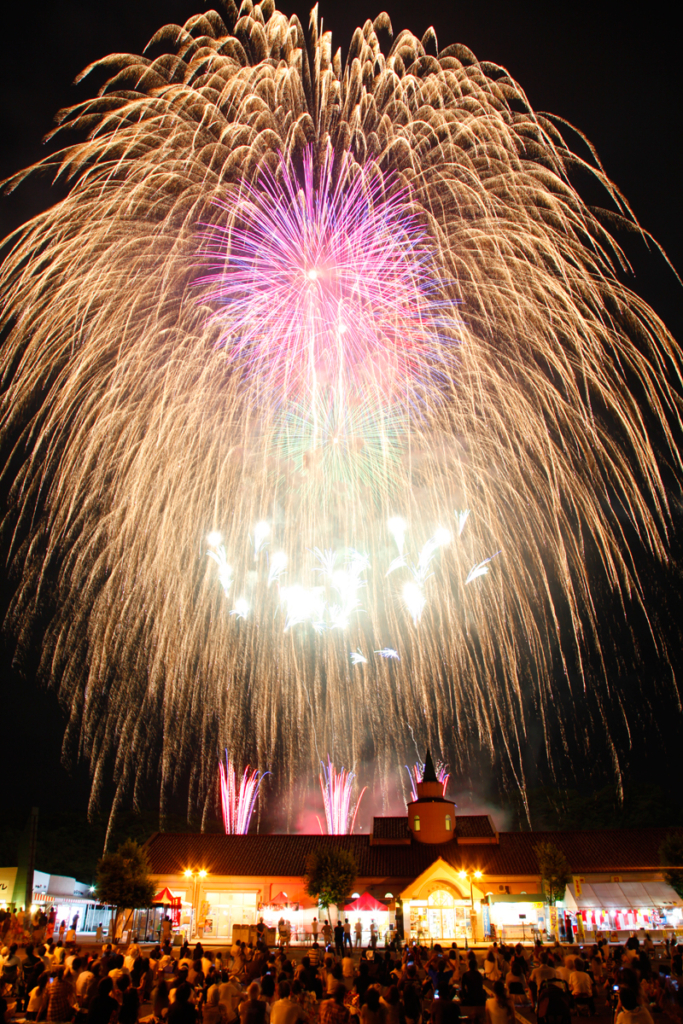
[144,759,683,945]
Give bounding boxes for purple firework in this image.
[198,148,455,415]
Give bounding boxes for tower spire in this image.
[422,749,438,783]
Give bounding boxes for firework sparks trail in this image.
[0,1,681,824]
[319,757,367,834]
[405,760,451,801]
[219,755,269,834]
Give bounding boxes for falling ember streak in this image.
[219,755,269,834]
[0,0,681,823]
[319,757,367,834]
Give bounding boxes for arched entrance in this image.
[410,886,471,941]
[427,888,457,939]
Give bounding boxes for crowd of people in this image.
[0,931,681,1024]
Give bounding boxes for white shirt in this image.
[270,998,302,1024]
[569,971,593,996]
[616,1008,654,1024]
[486,997,512,1024]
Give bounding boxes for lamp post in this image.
[458,869,483,947]
[184,868,208,939]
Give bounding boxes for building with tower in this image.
[142,755,683,945]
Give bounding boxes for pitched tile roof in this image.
[144,826,683,880]
[372,817,411,841]
[456,816,496,839]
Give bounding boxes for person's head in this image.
[175,983,192,1004]
[540,953,549,966]
[53,966,65,982]
[365,989,380,1012]
[385,986,400,1006]
[332,983,346,1004]
[332,964,342,980]
[486,951,494,962]
[247,982,260,1001]
[118,975,130,993]
[510,960,523,977]
[405,964,416,980]
[8,944,17,956]
[278,980,291,999]
[574,958,585,973]
[493,981,507,1004]
[37,971,49,991]
[122,990,139,1021]
[261,975,275,999]
[98,976,114,998]
[621,989,638,1012]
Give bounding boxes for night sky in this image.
[1,0,682,830]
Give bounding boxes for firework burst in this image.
[319,757,367,834]
[0,2,681,823]
[219,755,269,834]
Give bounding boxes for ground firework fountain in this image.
[319,758,367,835]
[219,755,269,835]
[1,2,681,823]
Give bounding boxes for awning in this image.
[344,892,388,912]
[566,880,682,910]
[592,883,626,908]
[268,892,290,906]
[565,883,601,908]
[641,882,682,907]
[153,887,181,906]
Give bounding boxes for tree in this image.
[534,840,572,904]
[659,832,683,899]
[96,839,156,937]
[305,846,357,923]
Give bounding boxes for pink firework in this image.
[406,760,451,801]
[219,754,269,834]
[198,148,455,412]
[319,756,367,835]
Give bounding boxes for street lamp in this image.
[184,869,208,938]
[458,869,483,948]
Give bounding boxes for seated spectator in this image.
[616,988,654,1024]
[486,980,515,1024]
[320,984,350,1024]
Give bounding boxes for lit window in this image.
[385,893,393,898]
[352,892,360,899]
[445,814,452,831]
[414,815,421,832]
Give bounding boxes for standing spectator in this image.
[369,921,378,951]
[354,921,363,950]
[343,920,352,951]
[322,921,332,948]
[460,956,487,1022]
[334,923,345,957]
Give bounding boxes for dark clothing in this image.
[168,1001,197,1024]
[243,1000,267,1024]
[87,995,119,1024]
[334,925,345,956]
[460,970,486,1006]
